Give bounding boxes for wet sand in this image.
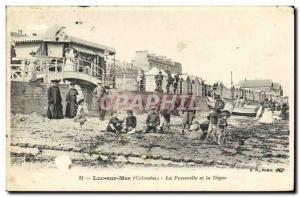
[9,112,290,169]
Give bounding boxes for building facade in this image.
[114,60,138,76]
[132,50,182,74]
[237,79,283,97]
[11,26,116,82]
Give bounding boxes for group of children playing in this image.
[106,106,171,134]
[72,98,171,134]
[72,98,230,145]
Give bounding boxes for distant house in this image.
[238,79,283,96]
[132,50,182,74]
[113,60,139,76]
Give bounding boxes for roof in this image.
[11,25,116,55]
[13,36,56,43]
[180,75,190,81]
[10,32,26,37]
[238,80,273,88]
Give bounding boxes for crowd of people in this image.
[17,48,99,83]
[47,80,87,128]
[46,78,231,145]
[136,70,181,94]
[233,94,289,123]
[153,71,181,94]
[46,79,175,134]
[46,73,288,146]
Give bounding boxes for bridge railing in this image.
[11,57,105,82]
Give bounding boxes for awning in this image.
[71,45,97,56]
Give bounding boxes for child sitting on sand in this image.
[106,112,124,133]
[144,106,160,133]
[124,110,137,134]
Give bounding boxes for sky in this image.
[7,6,294,95]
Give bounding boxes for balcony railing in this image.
[10,57,105,82]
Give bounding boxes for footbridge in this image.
[10,57,106,86]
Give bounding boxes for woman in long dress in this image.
[65,82,79,118]
[47,79,64,119]
[27,52,37,81]
[64,48,75,71]
[258,99,273,124]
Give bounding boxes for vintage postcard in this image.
[6,6,294,191]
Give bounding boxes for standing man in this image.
[182,92,196,135]
[166,72,173,94]
[173,74,180,94]
[93,83,108,120]
[137,69,145,93]
[65,82,79,118]
[47,79,64,119]
[154,71,163,93]
[280,102,289,120]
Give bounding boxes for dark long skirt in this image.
[47,103,64,119]
[65,101,77,118]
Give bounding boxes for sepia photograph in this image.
[6,6,294,191]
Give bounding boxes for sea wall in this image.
[10,81,211,116]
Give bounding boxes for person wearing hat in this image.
[181,92,196,135]
[93,82,109,120]
[65,82,79,118]
[73,99,87,128]
[217,110,230,145]
[106,112,124,133]
[47,79,64,119]
[137,69,145,93]
[145,106,160,133]
[154,71,164,93]
[173,74,180,94]
[204,92,225,143]
[166,72,173,94]
[124,110,137,134]
[205,110,230,145]
[214,93,225,113]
